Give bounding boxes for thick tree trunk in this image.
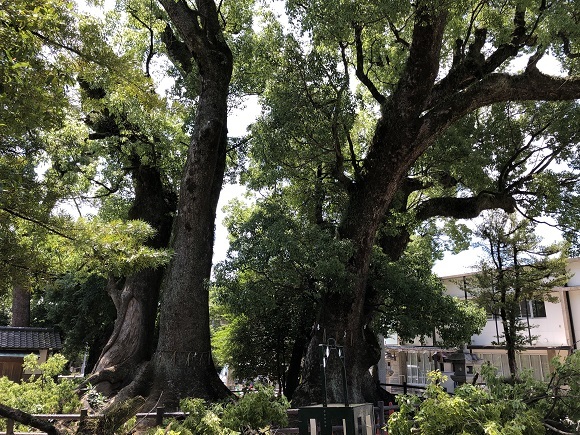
[148,96,231,407]
[293,280,383,406]
[85,163,175,397]
[284,324,311,401]
[125,0,235,408]
[11,283,30,327]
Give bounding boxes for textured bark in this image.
[85,162,175,397]
[128,0,234,408]
[11,283,30,327]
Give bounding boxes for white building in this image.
[382,257,580,392]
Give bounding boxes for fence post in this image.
[156,406,165,426]
[403,381,407,395]
[80,408,88,423]
[377,401,385,435]
[6,418,14,435]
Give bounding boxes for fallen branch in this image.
[0,402,61,435]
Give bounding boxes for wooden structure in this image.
[0,327,62,382]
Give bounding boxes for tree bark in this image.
[11,283,30,327]
[501,312,519,379]
[85,162,175,397]
[127,0,234,408]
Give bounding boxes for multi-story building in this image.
[382,257,580,392]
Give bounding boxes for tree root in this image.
[77,396,146,435]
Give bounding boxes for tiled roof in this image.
[0,327,62,350]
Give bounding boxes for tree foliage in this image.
[150,386,289,435]
[214,193,486,397]
[31,274,116,372]
[389,352,580,435]
[467,211,569,378]
[0,354,80,432]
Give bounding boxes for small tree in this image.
[468,211,568,379]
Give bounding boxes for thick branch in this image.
[420,70,580,147]
[353,24,386,105]
[415,191,516,222]
[160,24,194,76]
[430,5,543,106]
[157,0,202,55]
[392,7,447,121]
[558,31,580,59]
[0,403,61,435]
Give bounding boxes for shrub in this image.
[151,385,289,435]
[0,354,80,431]
[389,353,580,435]
[221,385,289,432]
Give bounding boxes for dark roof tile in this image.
[0,327,62,350]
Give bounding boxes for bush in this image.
[389,353,580,435]
[0,354,80,431]
[221,385,289,432]
[151,385,289,435]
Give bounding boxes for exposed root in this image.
[77,396,146,435]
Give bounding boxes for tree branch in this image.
[353,24,386,105]
[160,23,194,76]
[558,31,580,59]
[126,8,156,77]
[419,71,580,148]
[157,0,202,55]
[415,191,516,222]
[392,7,448,121]
[1,207,75,240]
[0,403,61,435]
[430,4,547,108]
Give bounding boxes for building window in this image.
[406,352,435,385]
[531,300,546,318]
[518,300,546,318]
[476,353,550,381]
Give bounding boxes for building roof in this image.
[0,327,62,351]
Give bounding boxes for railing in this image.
[1,406,173,435]
[2,400,404,434]
[381,381,428,395]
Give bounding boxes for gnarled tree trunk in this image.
[85,162,175,397]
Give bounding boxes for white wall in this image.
[440,258,580,348]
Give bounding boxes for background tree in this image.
[213,193,486,401]
[467,211,569,379]
[31,274,116,374]
[240,0,580,403]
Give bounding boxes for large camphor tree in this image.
[4,0,580,410]
[240,0,580,404]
